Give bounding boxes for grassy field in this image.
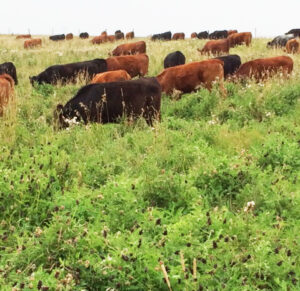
[0,35,300,290]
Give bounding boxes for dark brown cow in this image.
[156,59,226,97]
[106,54,149,78]
[91,70,131,84]
[24,38,42,49]
[91,35,107,44]
[228,32,252,47]
[172,33,185,40]
[191,32,198,38]
[227,30,238,36]
[198,39,229,55]
[126,31,134,39]
[16,34,31,39]
[235,56,293,81]
[66,33,73,40]
[111,41,146,56]
[286,39,299,54]
[0,74,14,116]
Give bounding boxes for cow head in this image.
[29,76,38,86]
[53,104,68,130]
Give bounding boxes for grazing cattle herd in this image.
[1,28,300,127]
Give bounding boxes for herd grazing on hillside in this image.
[1,28,300,127]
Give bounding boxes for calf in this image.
[235,56,293,81]
[0,74,14,116]
[163,51,185,69]
[30,59,107,85]
[54,77,161,128]
[91,70,131,84]
[156,59,226,97]
[106,54,149,78]
[66,33,73,40]
[111,41,146,56]
[191,32,198,39]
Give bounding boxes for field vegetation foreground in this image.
[0,36,300,290]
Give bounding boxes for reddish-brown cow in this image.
[198,39,229,55]
[106,54,149,78]
[191,32,197,38]
[235,56,293,81]
[228,32,252,47]
[111,41,146,56]
[91,35,107,44]
[227,30,238,36]
[0,74,14,116]
[91,70,131,84]
[126,31,134,39]
[156,59,226,97]
[16,34,31,39]
[24,38,42,49]
[66,33,73,40]
[107,35,115,42]
[172,33,185,40]
[286,39,299,54]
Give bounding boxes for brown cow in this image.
[126,31,134,39]
[66,33,73,40]
[228,32,252,48]
[235,56,293,81]
[172,33,185,40]
[191,32,198,38]
[0,74,14,116]
[227,30,238,36]
[106,54,149,78]
[156,59,226,97]
[91,70,131,84]
[111,41,146,56]
[107,35,115,42]
[286,39,299,54]
[24,38,42,49]
[101,31,107,36]
[16,34,31,39]
[198,39,229,55]
[91,35,107,44]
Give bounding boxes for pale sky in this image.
[1,0,299,37]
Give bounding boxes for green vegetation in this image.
[0,36,299,290]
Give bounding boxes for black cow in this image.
[115,30,122,34]
[54,77,161,128]
[163,51,186,69]
[79,32,89,39]
[286,29,300,37]
[115,31,124,40]
[209,30,228,39]
[267,34,294,48]
[49,34,65,41]
[151,31,172,41]
[197,31,209,39]
[0,62,18,85]
[214,55,241,78]
[30,59,107,86]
